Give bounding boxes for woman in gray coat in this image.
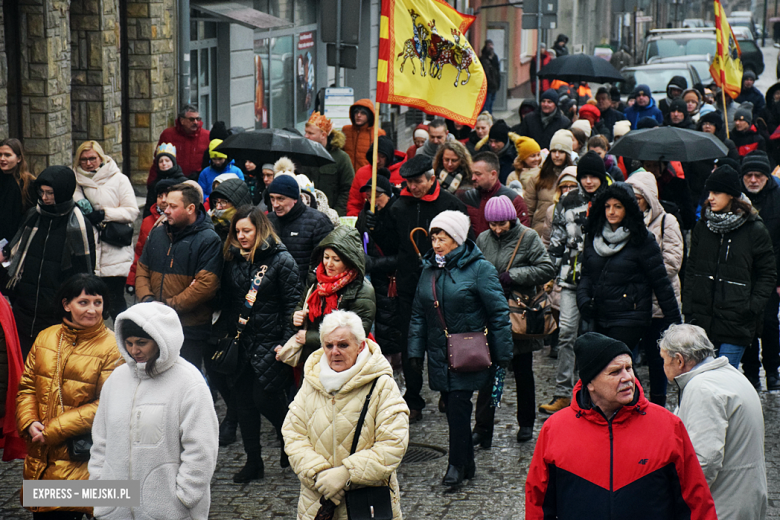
[473,196,556,445]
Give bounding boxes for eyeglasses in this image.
[183,116,202,122]
[214,199,232,209]
[38,189,55,197]
[79,156,99,164]
[560,185,578,192]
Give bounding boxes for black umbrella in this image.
[215,128,334,168]
[610,127,728,162]
[537,54,624,84]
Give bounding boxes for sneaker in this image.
[767,373,780,391]
[538,396,571,414]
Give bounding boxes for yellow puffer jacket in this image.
[283,340,409,520]
[16,321,123,514]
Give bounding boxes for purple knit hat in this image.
[484,195,516,222]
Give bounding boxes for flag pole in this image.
[721,80,730,140]
[370,101,381,214]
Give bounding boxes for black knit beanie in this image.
[576,151,607,185]
[741,150,771,177]
[489,120,510,144]
[575,333,633,387]
[121,320,153,341]
[705,165,743,198]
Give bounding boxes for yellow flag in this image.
[709,0,743,99]
[377,0,487,126]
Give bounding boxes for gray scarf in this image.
[540,108,557,128]
[593,223,631,257]
[704,207,748,234]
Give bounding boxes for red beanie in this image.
[578,104,601,126]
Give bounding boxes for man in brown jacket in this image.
[136,183,223,368]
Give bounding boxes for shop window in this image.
[271,36,295,129]
[296,31,317,125]
[254,38,271,129]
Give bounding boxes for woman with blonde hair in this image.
[466,112,494,154]
[213,205,301,482]
[0,138,36,243]
[72,140,139,320]
[433,140,473,194]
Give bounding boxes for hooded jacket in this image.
[147,119,211,185]
[683,205,777,346]
[7,168,96,342]
[16,320,122,514]
[736,85,766,116]
[218,239,300,391]
[342,99,387,171]
[731,123,766,156]
[268,199,335,280]
[282,340,409,520]
[197,159,244,202]
[298,130,354,216]
[73,158,140,278]
[674,356,767,520]
[526,380,717,520]
[408,240,513,392]
[658,76,688,117]
[208,178,252,242]
[347,149,407,217]
[390,180,469,302]
[521,168,558,235]
[624,89,664,129]
[135,210,223,340]
[295,226,376,360]
[144,158,187,218]
[89,303,219,520]
[627,170,683,318]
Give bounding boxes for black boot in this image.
[233,453,264,483]
[471,431,492,449]
[219,417,238,447]
[649,394,667,408]
[442,464,465,486]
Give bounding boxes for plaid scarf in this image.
[306,264,358,321]
[438,168,464,193]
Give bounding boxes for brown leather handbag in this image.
[431,273,492,373]
[504,230,557,339]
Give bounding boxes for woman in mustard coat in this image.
[16,274,122,519]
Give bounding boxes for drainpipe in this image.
[179,0,191,108]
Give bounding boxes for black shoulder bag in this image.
[345,377,393,520]
[211,265,267,375]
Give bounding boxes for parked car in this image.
[736,36,765,76]
[643,28,717,64]
[729,11,760,40]
[683,18,707,28]
[651,55,713,86]
[617,62,703,99]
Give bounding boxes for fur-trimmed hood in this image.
[328,129,346,151]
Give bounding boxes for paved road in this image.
[1,345,778,519]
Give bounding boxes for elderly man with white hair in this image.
[660,323,768,520]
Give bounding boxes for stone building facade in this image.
[1,0,177,184]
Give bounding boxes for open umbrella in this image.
[214,128,334,168]
[537,53,624,84]
[609,127,728,162]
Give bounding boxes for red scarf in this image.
[306,264,358,321]
[0,294,26,460]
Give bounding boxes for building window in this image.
[190,27,218,129]
[271,36,294,130]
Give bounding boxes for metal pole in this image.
[535,0,542,103]
[178,0,191,108]
[763,0,769,46]
[335,0,342,86]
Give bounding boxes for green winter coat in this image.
[295,226,376,359]
[300,130,355,216]
[476,221,556,354]
[408,240,513,392]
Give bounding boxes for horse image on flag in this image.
[397,9,475,87]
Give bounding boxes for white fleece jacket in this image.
[88,302,219,520]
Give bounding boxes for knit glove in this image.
[86,209,105,226]
[498,272,513,292]
[315,466,350,500]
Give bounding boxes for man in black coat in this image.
[736,70,765,117]
[513,89,571,150]
[732,102,767,157]
[664,99,696,130]
[391,154,469,421]
[594,87,626,141]
[741,151,780,390]
[266,175,334,280]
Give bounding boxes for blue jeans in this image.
[483,91,496,114]
[718,343,746,369]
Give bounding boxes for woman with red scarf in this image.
[291,226,376,370]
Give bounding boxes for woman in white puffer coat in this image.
[73,141,140,319]
[282,310,409,520]
[627,169,684,407]
[88,302,219,520]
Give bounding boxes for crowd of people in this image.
[0,64,774,518]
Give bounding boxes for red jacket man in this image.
[526,333,717,520]
[147,104,211,185]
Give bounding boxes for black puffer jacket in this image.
[144,162,187,218]
[295,226,376,360]
[356,196,401,355]
[209,178,252,208]
[512,108,571,150]
[268,199,335,280]
[683,207,777,346]
[218,240,301,391]
[390,180,469,302]
[744,177,780,279]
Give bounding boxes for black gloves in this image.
[86,209,105,226]
[498,272,513,292]
[409,357,424,375]
[364,254,375,273]
[125,285,135,295]
[364,210,377,231]
[580,300,595,321]
[497,359,510,369]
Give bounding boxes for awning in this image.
[191,2,293,31]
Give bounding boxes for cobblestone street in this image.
[1,349,779,519]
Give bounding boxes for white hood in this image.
[114,302,184,379]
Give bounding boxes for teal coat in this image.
[408,240,513,392]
